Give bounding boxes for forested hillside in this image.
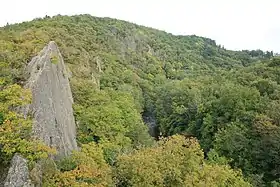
[0,14,279,186]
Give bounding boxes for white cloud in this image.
[1,0,279,52]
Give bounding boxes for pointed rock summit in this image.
[4,41,78,187]
[25,41,78,158]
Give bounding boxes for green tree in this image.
[0,84,54,162]
[43,142,113,187]
[115,135,250,187]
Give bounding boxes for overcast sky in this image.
[1,0,279,52]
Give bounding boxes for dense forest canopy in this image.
[0,14,280,186]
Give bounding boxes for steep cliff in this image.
[3,41,78,186]
[24,41,77,158]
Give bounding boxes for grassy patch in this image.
[50,54,59,64]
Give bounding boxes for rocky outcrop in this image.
[4,155,33,187]
[3,41,78,186]
[24,41,78,158]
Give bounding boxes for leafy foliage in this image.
[115,135,251,187]
[0,84,55,162]
[42,143,113,187]
[1,14,278,186]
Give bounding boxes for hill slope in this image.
[0,14,279,186]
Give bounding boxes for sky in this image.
[1,0,279,52]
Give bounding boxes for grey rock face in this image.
[4,154,34,187]
[23,41,78,158]
[3,41,78,187]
